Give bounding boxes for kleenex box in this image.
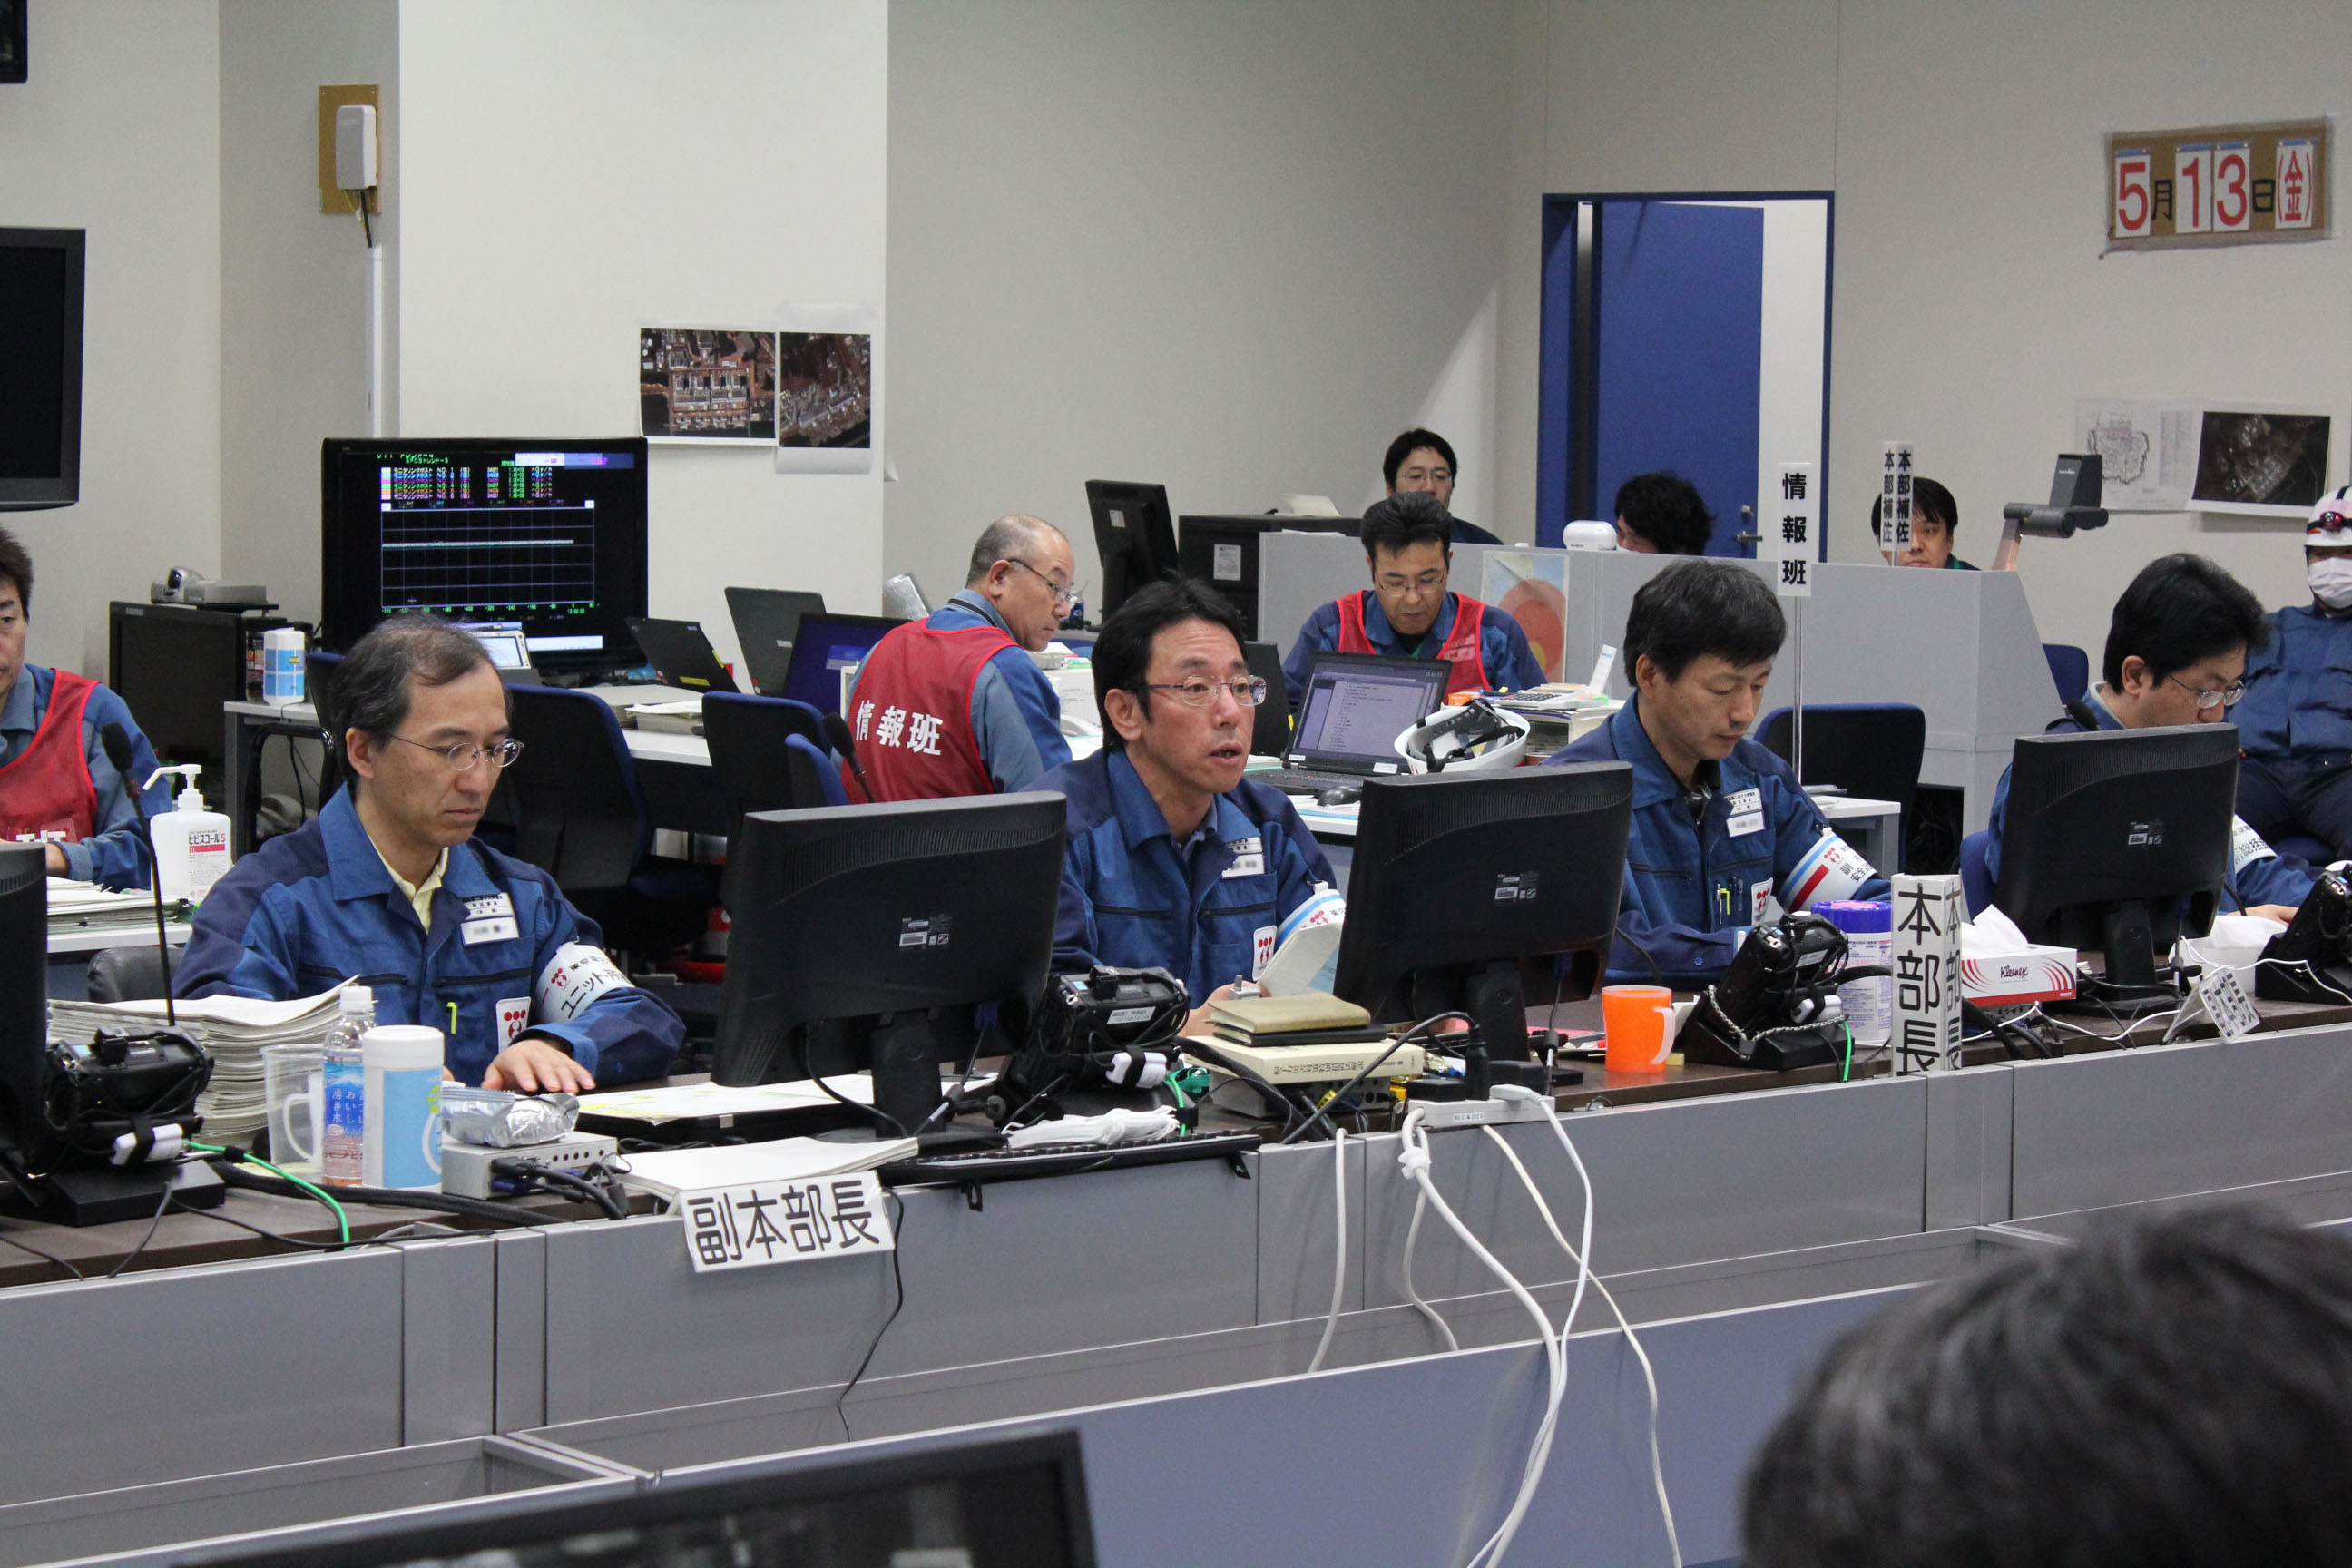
[1961,946,2077,1008]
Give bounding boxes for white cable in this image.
[1396,1109,1564,1568]
[1401,1184,1460,1352]
[1306,1128,1346,1374]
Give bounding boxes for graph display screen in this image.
[322,437,649,668]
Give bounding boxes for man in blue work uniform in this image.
[1282,492,1544,706]
[1382,427,1501,545]
[1043,577,1338,1035]
[178,615,683,1089]
[2232,491,2352,863]
[1983,553,2313,918]
[0,524,168,888]
[843,514,1074,800]
[1548,559,1888,988]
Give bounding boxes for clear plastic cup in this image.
[260,1044,325,1178]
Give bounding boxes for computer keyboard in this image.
[1259,769,1363,801]
[878,1129,1262,1187]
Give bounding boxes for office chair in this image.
[701,691,833,906]
[1757,703,1927,874]
[2043,643,2090,706]
[86,946,172,1004]
[783,732,850,809]
[493,685,716,963]
[1959,829,1996,916]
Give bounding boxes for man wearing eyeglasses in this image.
[844,514,1076,801]
[178,615,684,1091]
[1982,553,2313,919]
[1040,578,1338,1035]
[1280,491,1544,706]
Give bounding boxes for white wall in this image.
[1502,0,2352,658]
[394,0,889,665]
[0,1,222,677]
[218,1,398,628]
[885,0,1514,597]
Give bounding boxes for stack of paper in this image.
[1207,991,1377,1047]
[615,1134,916,1203]
[46,985,350,1142]
[44,877,186,934]
[576,1074,876,1126]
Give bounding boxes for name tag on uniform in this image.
[1225,835,1265,877]
[461,892,519,946]
[1725,788,1765,838]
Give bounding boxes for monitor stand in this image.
[0,1158,224,1228]
[2061,900,2186,1019]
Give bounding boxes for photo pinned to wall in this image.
[2191,409,2332,514]
[774,304,877,475]
[2073,398,2199,511]
[1479,552,1567,681]
[639,328,778,444]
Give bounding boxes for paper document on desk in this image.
[45,877,187,929]
[46,982,354,1142]
[618,1134,916,1202]
[575,1074,875,1126]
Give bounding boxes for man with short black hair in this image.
[1983,552,2310,917]
[1870,476,1977,569]
[1381,427,1499,544]
[845,514,1075,800]
[1547,559,1887,986]
[1281,491,1544,705]
[178,614,683,1089]
[1041,578,1338,1035]
[1742,1207,2352,1568]
[1612,471,1714,555]
[0,524,168,887]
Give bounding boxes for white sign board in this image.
[682,1171,896,1273]
[1768,461,1815,598]
[1890,874,1965,1074]
[1880,441,1914,554]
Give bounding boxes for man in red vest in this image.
[844,514,1078,800]
[0,525,168,887]
[1280,492,1545,705]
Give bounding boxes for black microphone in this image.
[103,722,176,1024]
[823,712,876,802]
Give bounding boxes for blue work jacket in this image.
[1282,591,1545,706]
[1041,749,1336,1004]
[1547,699,1889,987]
[176,789,683,1086]
[1984,688,2316,911]
[2235,603,2352,765]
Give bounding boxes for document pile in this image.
[1485,685,1619,753]
[45,985,350,1143]
[45,877,186,935]
[1200,992,1426,1085]
[614,1135,916,1205]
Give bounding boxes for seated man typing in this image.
[1547,559,1889,987]
[1984,552,2312,919]
[1042,578,1337,1035]
[177,615,683,1089]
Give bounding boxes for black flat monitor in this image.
[1242,640,1290,757]
[713,793,1066,1131]
[1083,479,1180,619]
[1993,724,2239,999]
[108,601,262,774]
[1334,761,1632,1060]
[1177,514,1361,640]
[725,585,828,697]
[0,228,84,511]
[319,436,650,673]
[191,1429,1097,1568]
[779,610,901,715]
[0,846,43,1167]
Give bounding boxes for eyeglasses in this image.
[1007,557,1081,612]
[1142,676,1268,709]
[390,735,526,770]
[2165,673,2246,710]
[1375,569,1447,595]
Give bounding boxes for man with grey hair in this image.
[177,614,683,1090]
[843,514,1077,799]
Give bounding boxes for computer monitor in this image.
[452,619,534,676]
[1177,514,1361,640]
[779,610,902,716]
[0,227,83,511]
[318,436,650,673]
[0,846,44,1168]
[1241,641,1290,757]
[1285,652,1450,772]
[713,793,1066,1132]
[108,601,259,774]
[724,585,828,697]
[1083,479,1180,619]
[1333,761,1633,1062]
[1993,724,2239,1001]
[192,1429,1098,1568]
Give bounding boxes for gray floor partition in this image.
[1258,534,2056,828]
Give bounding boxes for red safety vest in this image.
[844,621,1012,800]
[0,669,100,847]
[1336,592,1491,697]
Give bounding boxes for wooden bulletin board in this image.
[2105,119,2327,250]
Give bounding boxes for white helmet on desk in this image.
[1396,700,1531,774]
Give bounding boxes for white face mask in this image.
[2310,556,2352,610]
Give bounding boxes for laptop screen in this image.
[781,613,900,715]
[1290,656,1450,766]
[456,620,532,671]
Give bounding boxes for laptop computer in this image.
[625,615,740,693]
[1242,641,1290,758]
[454,620,538,684]
[779,611,904,716]
[724,586,827,698]
[1258,652,1451,803]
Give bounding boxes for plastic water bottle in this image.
[319,985,375,1187]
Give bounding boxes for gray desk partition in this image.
[1258,534,2056,829]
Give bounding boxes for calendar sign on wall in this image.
[2106,120,2328,250]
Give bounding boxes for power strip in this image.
[441,1132,620,1199]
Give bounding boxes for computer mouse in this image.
[1315,786,1358,808]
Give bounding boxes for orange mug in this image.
[1602,985,1676,1073]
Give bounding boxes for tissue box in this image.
[1961,946,2077,1008]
